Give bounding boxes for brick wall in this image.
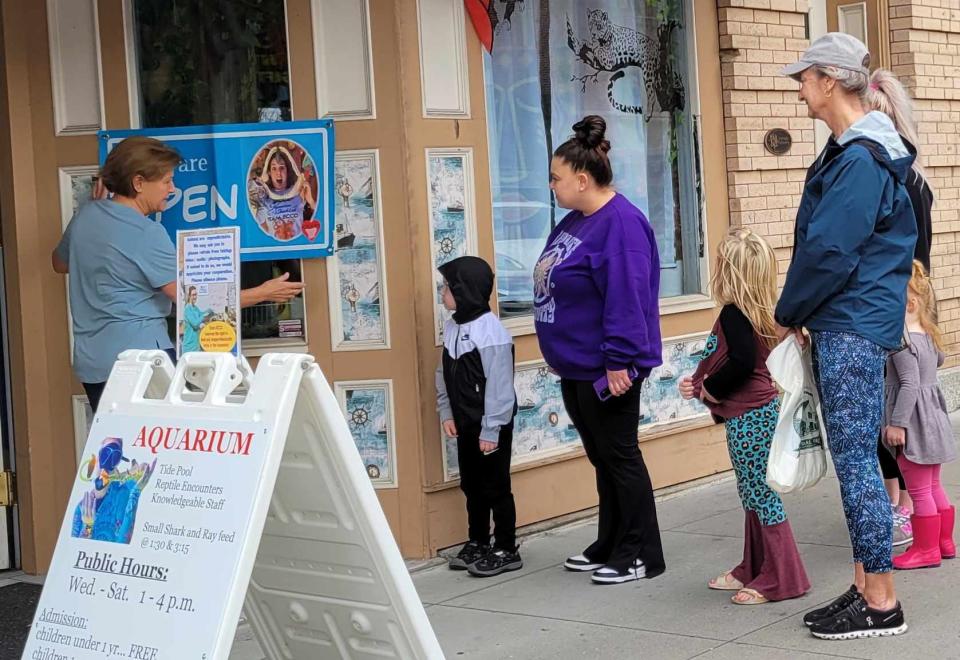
[889,0,960,365]
[718,0,960,365]
[717,0,815,284]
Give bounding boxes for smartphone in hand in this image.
[593,366,640,401]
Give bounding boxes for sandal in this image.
[708,571,743,591]
[731,588,768,605]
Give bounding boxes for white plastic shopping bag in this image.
[765,334,828,493]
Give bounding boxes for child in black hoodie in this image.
[436,256,521,577]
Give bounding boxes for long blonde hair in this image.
[866,69,927,181]
[711,228,779,348]
[908,260,942,350]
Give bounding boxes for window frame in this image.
[121,0,309,352]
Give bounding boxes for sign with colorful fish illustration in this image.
[23,407,268,658]
[24,350,442,659]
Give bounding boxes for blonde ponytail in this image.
[867,69,928,182]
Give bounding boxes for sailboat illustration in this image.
[336,212,355,248]
[439,171,465,212]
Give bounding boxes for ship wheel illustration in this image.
[439,237,455,256]
[350,406,370,427]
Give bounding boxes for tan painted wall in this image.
[1,0,432,572]
[396,0,737,553]
[2,0,755,572]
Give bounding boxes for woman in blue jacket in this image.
[775,34,916,641]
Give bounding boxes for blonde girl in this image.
[680,228,810,604]
[883,261,956,570]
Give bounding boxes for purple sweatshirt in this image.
[534,193,662,381]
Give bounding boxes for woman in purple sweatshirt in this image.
[534,115,665,584]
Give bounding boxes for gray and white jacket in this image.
[436,312,517,445]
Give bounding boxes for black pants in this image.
[457,422,516,550]
[82,382,106,414]
[561,378,665,576]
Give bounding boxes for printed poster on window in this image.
[98,120,335,261]
[177,227,241,357]
[22,412,269,658]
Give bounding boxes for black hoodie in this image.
[436,257,516,445]
[438,256,493,324]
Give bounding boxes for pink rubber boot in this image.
[894,514,942,570]
[939,506,956,559]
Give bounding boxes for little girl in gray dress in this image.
[883,261,956,570]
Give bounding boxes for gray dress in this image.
[883,332,957,465]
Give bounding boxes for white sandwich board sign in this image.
[23,350,442,660]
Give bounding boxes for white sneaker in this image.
[564,554,604,572]
[591,559,645,584]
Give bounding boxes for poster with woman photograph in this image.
[247,139,320,242]
[335,380,398,488]
[176,227,241,356]
[328,150,390,351]
[441,338,710,481]
[427,149,477,344]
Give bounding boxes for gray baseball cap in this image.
[781,32,871,79]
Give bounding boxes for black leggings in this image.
[878,436,906,490]
[560,378,665,576]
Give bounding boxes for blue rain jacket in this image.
[775,112,918,350]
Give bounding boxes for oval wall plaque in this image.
[764,128,792,156]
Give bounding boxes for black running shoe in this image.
[809,599,907,640]
[803,585,861,627]
[448,541,490,570]
[468,547,523,577]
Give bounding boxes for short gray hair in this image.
[812,65,869,100]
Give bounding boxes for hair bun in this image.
[572,115,609,152]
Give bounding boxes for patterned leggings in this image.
[725,398,786,526]
[811,331,893,573]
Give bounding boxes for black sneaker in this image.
[564,554,605,572]
[448,541,489,570]
[591,559,646,584]
[467,547,523,577]
[809,599,907,640]
[803,585,861,627]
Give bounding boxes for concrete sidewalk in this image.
[225,411,960,659]
[399,412,960,659]
[6,415,960,659]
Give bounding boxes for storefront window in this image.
[484,1,703,319]
[131,0,305,345]
[131,0,291,126]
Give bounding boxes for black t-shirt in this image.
[906,169,933,272]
